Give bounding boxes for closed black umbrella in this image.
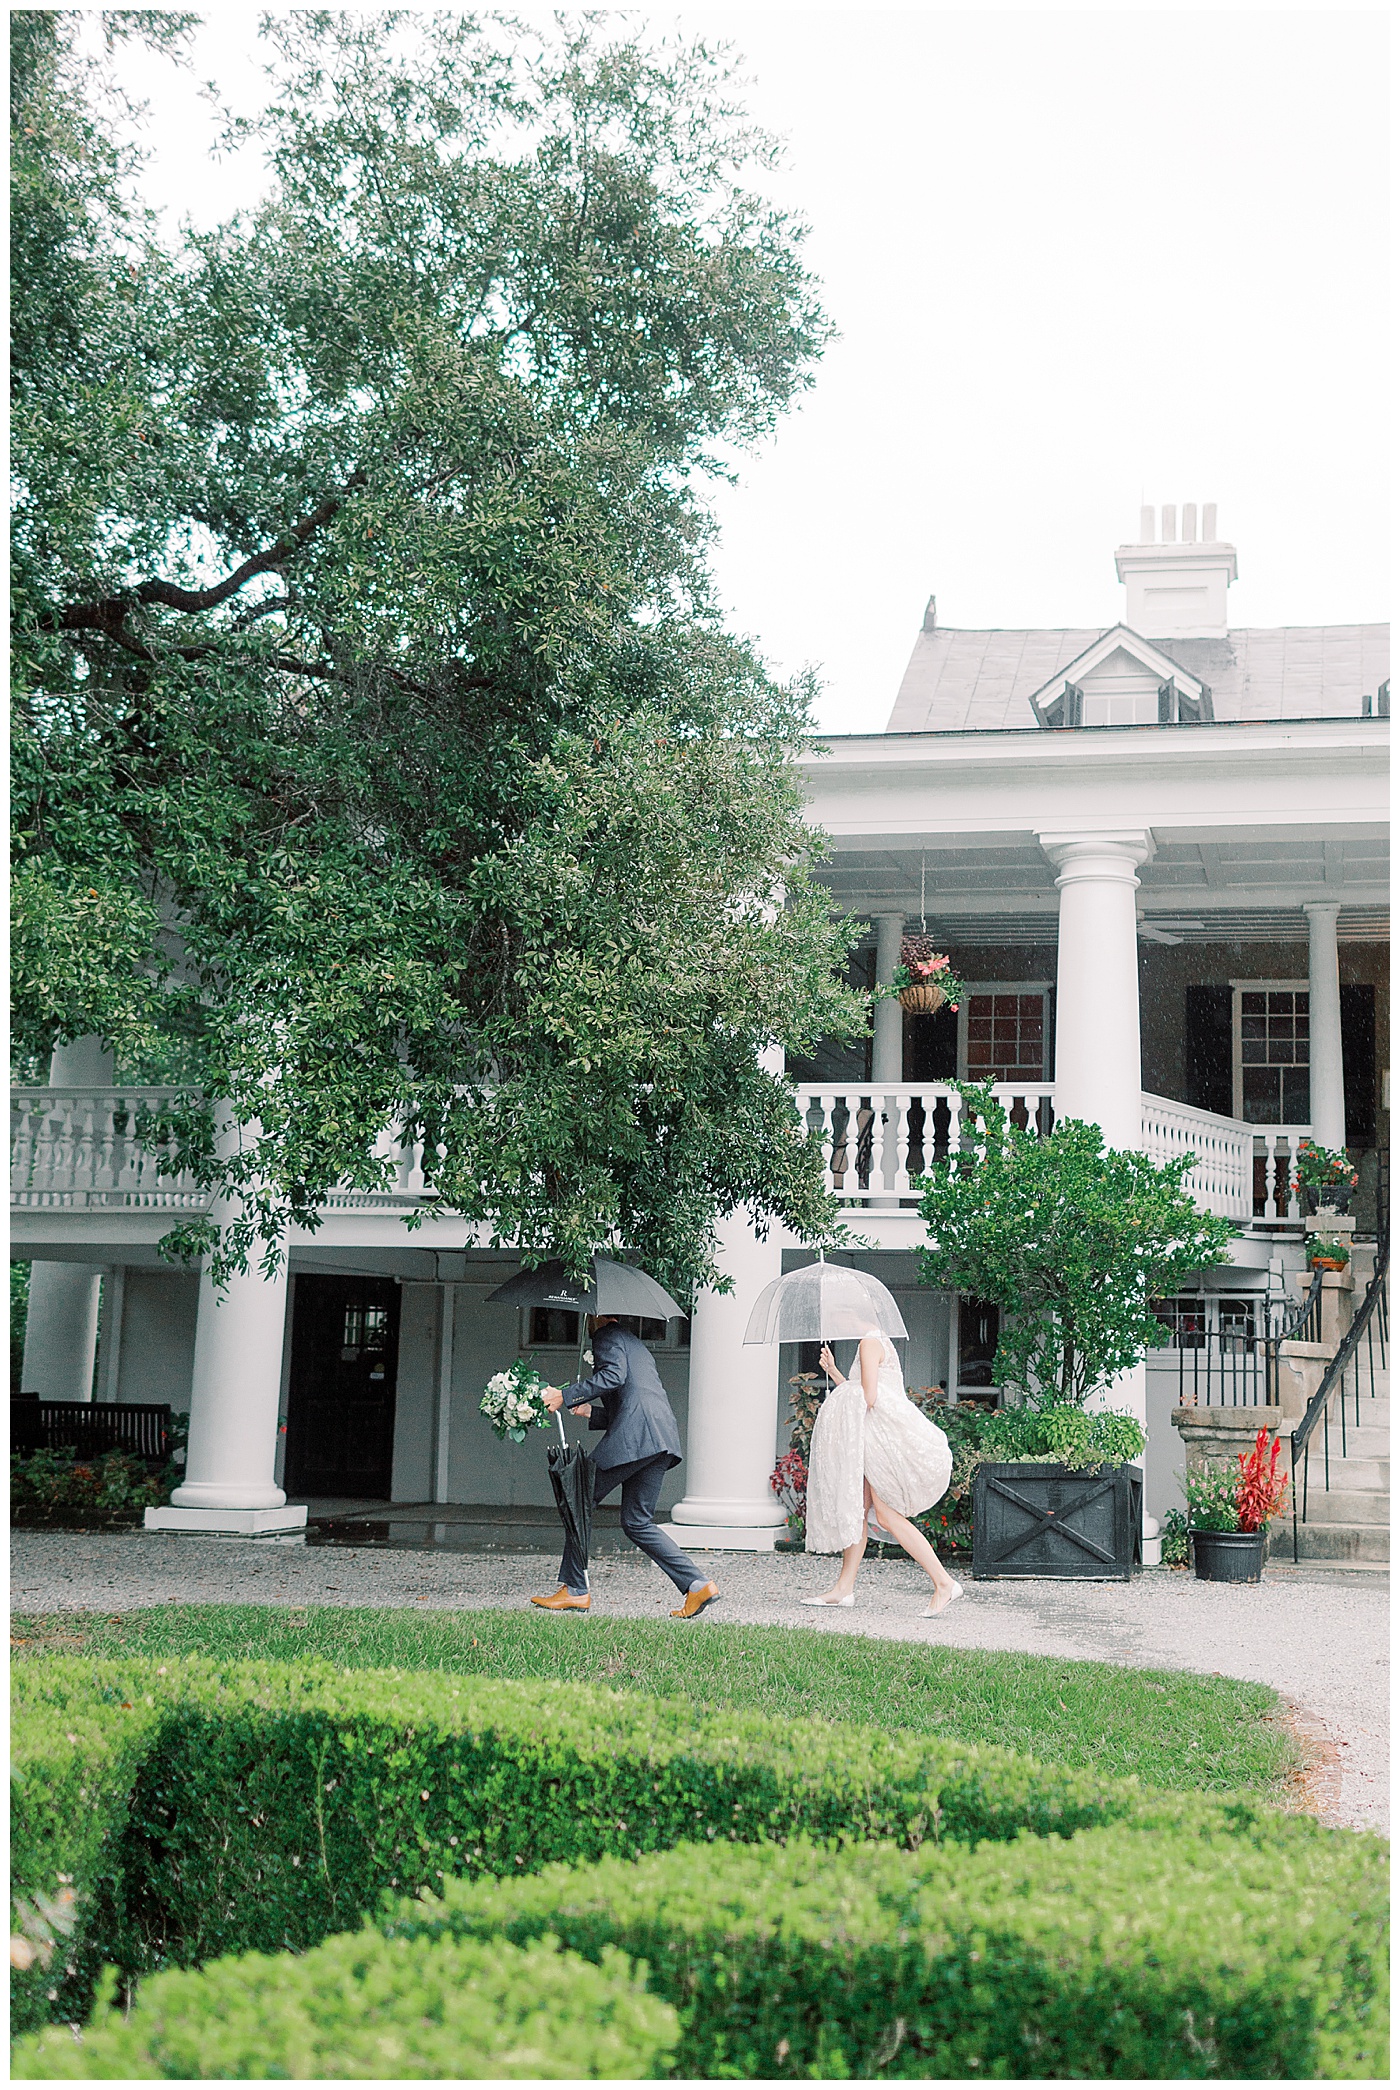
[546,1413,595,1594]
[486,1255,685,1321]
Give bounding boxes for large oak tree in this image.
[11,11,864,1289]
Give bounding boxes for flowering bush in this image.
[768,1448,808,1539]
[1185,1430,1288,1534]
[1293,1139,1358,1203]
[10,1446,172,1517]
[480,1360,553,1444]
[878,939,968,1011]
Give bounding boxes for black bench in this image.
[11,1399,172,1464]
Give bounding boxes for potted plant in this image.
[878,938,968,1016]
[1185,1428,1288,1582]
[1293,1139,1359,1217]
[917,1084,1236,1580]
[1308,1233,1351,1273]
[768,1446,808,1549]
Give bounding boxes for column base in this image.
[144,1505,308,1537]
[661,1522,778,1552]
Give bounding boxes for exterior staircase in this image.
[1276,1366,1389,1564]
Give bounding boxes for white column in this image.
[871,912,905,1205]
[871,913,905,1083]
[1040,836,1153,1539]
[1039,830,1153,1152]
[1304,902,1346,1148]
[663,1206,786,1549]
[20,1036,114,1401]
[19,1263,105,1400]
[146,1118,305,1534]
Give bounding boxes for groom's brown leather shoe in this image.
[671,1581,720,1619]
[531,1586,590,1611]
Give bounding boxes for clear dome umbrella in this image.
[743,1258,908,1347]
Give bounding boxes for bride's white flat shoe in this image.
[801,1593,855,1608]
[921,1579,964,1618]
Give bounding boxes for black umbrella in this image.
[546,1413,596,1595]
[487,1254,686,1321]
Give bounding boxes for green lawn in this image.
[11,1604,1298,1800]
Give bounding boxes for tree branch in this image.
[50,472,367,636]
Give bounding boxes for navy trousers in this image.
[560,1454,699,1596]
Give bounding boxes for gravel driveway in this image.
[11,1530,1388,1835]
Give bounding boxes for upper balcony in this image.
[11,1079,1310,1263]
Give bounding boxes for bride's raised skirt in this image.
[804,1384,952,1555]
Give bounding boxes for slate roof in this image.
[886,623,1390,733]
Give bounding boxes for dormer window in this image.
[1029,626,1213,730]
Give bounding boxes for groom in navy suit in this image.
[532,1316,720,1618]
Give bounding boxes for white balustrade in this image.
[794,1084,1055,1203]
[10,1088,431,1214]
[1250,1125,1311,1223]
[797,1082,1310,1228]
[1139,1093,1253,1219]
[10,1087,206,1210]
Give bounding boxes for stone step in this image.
[1270,1521,1389,1564]
[1295,1455,1389,1489]
[1292,1487,1389,1527]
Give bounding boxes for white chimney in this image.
[1115,503,1237,638]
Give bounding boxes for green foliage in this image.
[918,1085,1236,1405]
[11,12,865,1293]
[11,1260,30,1394]
[11,1930,676,2080]
[976,1403,1146,1468]
[1309,1233,1351,1266]
[1185,1466,1247,1535]
[13,1605,1299,1800]
[386,1827,1388,2081]
[11,1653,1291,2030]
[1159,1507,1190,1567]
[10,1447,175,1518]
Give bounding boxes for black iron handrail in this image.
[1261,1266,1325,1406]
[1289,1241,1390,1561]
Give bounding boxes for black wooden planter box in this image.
[972,1462,1142,1581]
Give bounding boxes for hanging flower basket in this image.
[879,938,968,1016]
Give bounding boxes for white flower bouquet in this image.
[480,1359,553,1444]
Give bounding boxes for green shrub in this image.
[977,1402,1146,1467]
[11,1929,676,2080]
[9,1447,175,1518]
[387,1827,1389,2080]
[14,1654,1177,2020]
[1159,1507,1190,1567]
[9,1694,166,2032]
[1186,1466,1246,1533]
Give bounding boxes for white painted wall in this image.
[115,1272,199,1411]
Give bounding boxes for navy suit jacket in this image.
[560,1324,683,1473]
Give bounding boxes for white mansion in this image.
[12,508,1389,1554]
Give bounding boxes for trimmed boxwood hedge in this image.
[385,1829,1390,2080]
[12,1652,1183,2027]
[10,1929,677,2080]
[11,1653,1384,2075]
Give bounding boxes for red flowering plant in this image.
[877,938,968,1012]
[1293,1139,1359,1210]
[769,1448,808,1541]
[1236,1428,1290,1533]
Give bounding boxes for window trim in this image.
[957,981,1052,1084]
[1230,978,1309,1124]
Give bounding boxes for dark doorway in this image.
[285,1276,401,1499]
[1341,983,1377,1145]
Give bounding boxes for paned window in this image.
[1235,986,1310,1125]
[963,992,1046,1083]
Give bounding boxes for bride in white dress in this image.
[803,1329,963,1616]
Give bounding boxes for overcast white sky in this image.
[114,5,1389,733]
